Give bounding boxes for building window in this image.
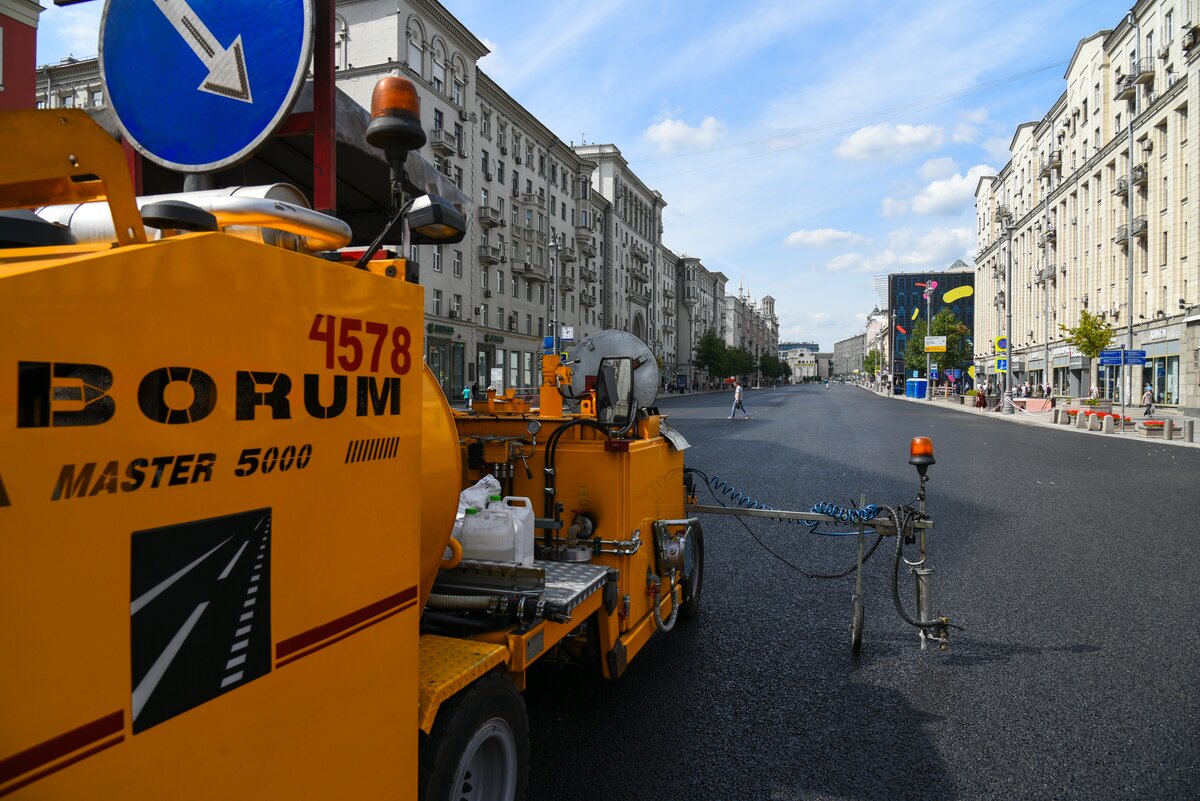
[432,289,442,316]
[453,294,462,316]
[433,109,443,130]
[407,29,423,74]
[496,269,503,293]
[512,275,518,297]
[482,113,491,138]
[452,80,463,106]
[432,58,445,93]
[481,150,489,175]
[433,247,443,272]
[453,249,462,278]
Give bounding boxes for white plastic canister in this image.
[491,496,535,566]
[458,507,519,562]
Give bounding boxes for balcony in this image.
[683,285,698,307]
[577,236,597,258]
[519,192,539,206]
[663,286,675,300]
[1115,74,1136,101]
[535,230,548,246]
[630,242,650,263]
[629,261,649,282]
[1040,225,1056,244]
[1048,149,1062,169]
[509,256,527,272]
[1131,163,1148,187]
[1133,56,1155,85]
[523,262,550,282]
[477,206,502,228]
[580,293,596,308]
[663,321,675,334]
[579,264,597,284]
[478,244,502,264]
[521,226,536,243]
[1113,177,1128,196]
[1131,215,1147,239]
[1114,224,1129,245]
[430,128,457,157]
[559,246,577,262]
[558,273,576,291]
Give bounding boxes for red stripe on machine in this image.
[275,586,417,663]
[0,711,124,789]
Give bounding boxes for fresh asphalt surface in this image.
[523,383,1200,801]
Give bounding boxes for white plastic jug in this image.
[490,496,535,566]
[458,507,520,563]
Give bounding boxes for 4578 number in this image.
[308,314,411,375]
[235,444,313,477]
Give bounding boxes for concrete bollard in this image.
[1063,412,1073,425]
[1076,412,1089,429]
[1185,420,1195,443]
[1089,414,1102,431]
[1165,419,1175,440]
[1103,415,1114,434]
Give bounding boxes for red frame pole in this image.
[313,0,336,214]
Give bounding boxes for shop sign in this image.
[484,334,505,343]
[427,324,455,335]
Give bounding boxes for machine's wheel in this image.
[680,522,704,619]
[418,674,529,801]
[850,594,864,655]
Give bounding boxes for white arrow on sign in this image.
[153,0,253,103]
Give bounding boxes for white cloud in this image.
[644,117,727,154]
[823,226,974,274]
[960,107,989,125]
[785,228,864,247]
[835,124,944,162]
[909,164,995,216]
[919,157,958,181]
[952,124,979,143]
[37,3,103,62]
[983,137,1012,165]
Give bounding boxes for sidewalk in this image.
[861,384,1200,450]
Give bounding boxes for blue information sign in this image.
[996,358,1008,373]
[930,368,938,379]
[1100,349,1148,366]
[100,0,313,172]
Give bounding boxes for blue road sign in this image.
[100,0,314,172]
[996,358,1008,373]
[1100,349,1148,366]
[930,368,939,380]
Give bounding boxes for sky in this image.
[35,0,1136,348]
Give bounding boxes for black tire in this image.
[418,673,529,801]
[680,522,704,619]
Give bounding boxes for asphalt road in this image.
[523,383,1200,801]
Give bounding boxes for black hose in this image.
[884,504,963,632]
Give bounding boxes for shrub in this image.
[1081,398,1101,406]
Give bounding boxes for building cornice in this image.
[0,0,43,28]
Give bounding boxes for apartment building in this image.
[975,0,1200,413]
[722,289,778,365]
[29,0,780,400]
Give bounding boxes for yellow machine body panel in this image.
[0,230,440,798]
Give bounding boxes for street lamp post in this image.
[1004,216,1015,413]
[1125,11,1139,408]
[924,279,933,400]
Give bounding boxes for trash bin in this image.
[906,378,928,398]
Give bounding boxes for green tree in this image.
[759,353,787,380]
[728,347,755,378]
[692,329,728,378]
[902,309,972,376]
[1058,308,1114,359]
[863,348,882,375]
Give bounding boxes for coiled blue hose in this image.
[705,474,878,536]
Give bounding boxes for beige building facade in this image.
[976,0,1200,413]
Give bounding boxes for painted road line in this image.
[243,598,256,607]
[217,539,249,581]
[131,538,232,615]
[247,585,258,594]
[132,602,209,721]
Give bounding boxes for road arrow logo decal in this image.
[153,0,253,103]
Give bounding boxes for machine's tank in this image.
[419,365,462,607]
[568,330,659,408]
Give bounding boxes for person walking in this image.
[1141,384,1155,417]
[729,381,749,418]
[461,384,473,407]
